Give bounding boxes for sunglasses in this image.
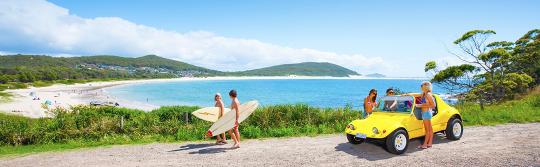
[388,91,395,94]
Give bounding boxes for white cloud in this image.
[0,0,385,72]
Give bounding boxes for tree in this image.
[41,69,59,81]
[18,71,36,83]
[0,75,8,84]
[425,30,535,108]
[512,29,540,84]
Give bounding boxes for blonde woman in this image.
[416,81,436,149]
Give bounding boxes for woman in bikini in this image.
[363,89,378,118]
[416,81,436,149]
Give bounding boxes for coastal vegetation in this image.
[0,104,360,156]
[0,92,12,103]
[0,55,360,91]
[425,29,539,108]
[1,90,539,156]
[457,88,540,125]
[0,55,215,90]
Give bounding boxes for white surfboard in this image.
[192,107,231,122]
[206,100,259,137]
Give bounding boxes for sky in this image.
[0,0,539,77]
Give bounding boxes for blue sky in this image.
[1,0,539,77]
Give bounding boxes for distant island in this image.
[229,62,359,77]
[365,73,386,78]
[0,54,361,88]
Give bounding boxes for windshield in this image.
[376,96,414,113]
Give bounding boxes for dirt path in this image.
[1,123,540,167]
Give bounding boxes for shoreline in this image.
[0,76,428,118]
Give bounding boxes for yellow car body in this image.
[345,94,463,154]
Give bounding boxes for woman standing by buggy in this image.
[363,89,378,118]
[416,81,436,149]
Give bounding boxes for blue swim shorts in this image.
[422,111,432,120]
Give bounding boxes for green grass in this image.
[30,81,54,87]
[0,92,12,103]
[1,92,538,157]
[0,104,360,157]
[458,92,540,126]
[0,82,28,90]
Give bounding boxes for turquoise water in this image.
[106,79,449,108]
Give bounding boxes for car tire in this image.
[385,129,409,155]
[446,117,463,140]
[347,134,364,144]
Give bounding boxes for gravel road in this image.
[1,123,539,167]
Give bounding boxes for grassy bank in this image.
[0,92,12,103]
[1,92,539,157]
[458,91,540,126]
[0,104,360,157]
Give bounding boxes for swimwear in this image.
[420,94,435,120]
[422,110,432,120]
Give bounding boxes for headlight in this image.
[372,127,379,134]
[347,124,355,130]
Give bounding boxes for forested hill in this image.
[0,54,360,87]
[0,54,220,85]
[0,55,218,73]
[229,62,359,77]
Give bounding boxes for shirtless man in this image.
[214,93,227,145]
[228,89,241,148]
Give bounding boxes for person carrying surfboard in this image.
[214,93,227,145]
[228,89,241,148]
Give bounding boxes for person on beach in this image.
[363,89,377,118]
[381,88,397,111]
[416,81,436,149]
[228,90,241,148]
[214,93,227,145]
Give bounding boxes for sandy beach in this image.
[0,76,405,118]
[0,80,158,118]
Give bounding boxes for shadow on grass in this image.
[335,133,454,161]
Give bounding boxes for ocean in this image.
[106,78,451,109]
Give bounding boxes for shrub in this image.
[0,103,361,146]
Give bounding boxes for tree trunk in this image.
[479,93,485,111]
[480,99,485,110]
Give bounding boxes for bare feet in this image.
[417,145,428,149]
[231,143,240,149]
